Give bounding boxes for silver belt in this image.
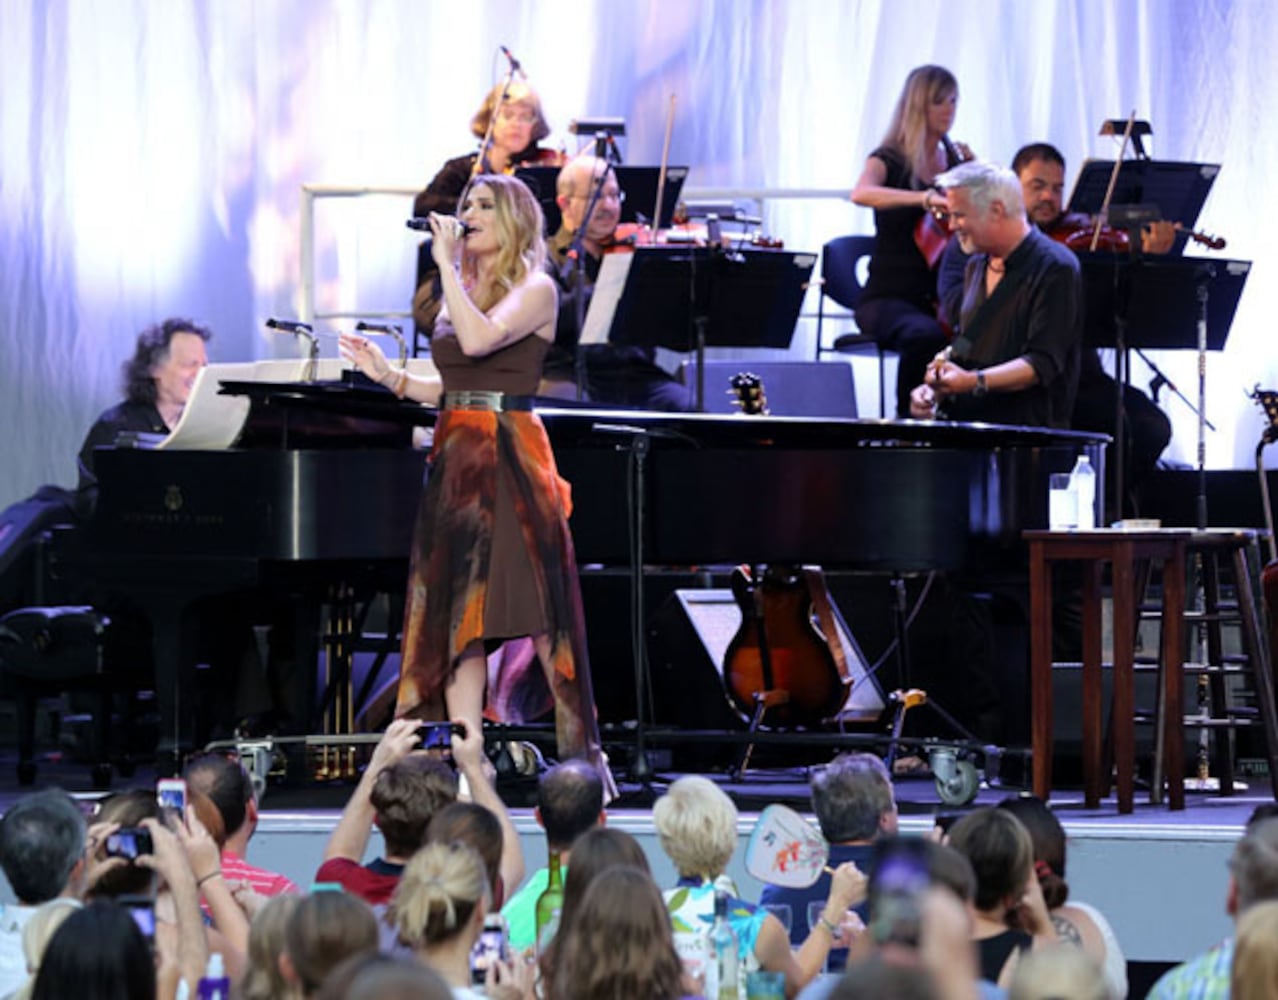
[440,391,535,412]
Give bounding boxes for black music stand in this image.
[1068,158,1220,245]
[515,165,689,237]
[1079,254,1250,524]
[599,245,816,411]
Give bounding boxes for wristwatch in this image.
[972,371,988,397]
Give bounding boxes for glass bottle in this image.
[534,849,564,953]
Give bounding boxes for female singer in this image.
[850,64,972,418]
[413,81,558,331]
[340,174,612,795]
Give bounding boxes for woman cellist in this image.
[851,65,974,418]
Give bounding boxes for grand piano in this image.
[70,379,1106,758]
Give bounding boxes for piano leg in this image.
[150,599,202,775]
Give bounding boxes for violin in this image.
[1052,217,1227,254]
[913,135,972,269]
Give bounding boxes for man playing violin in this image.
[938,143,1172,515]
[909,160,1081,429]
[539,153,692,410]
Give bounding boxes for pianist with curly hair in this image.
[340,173,613,798]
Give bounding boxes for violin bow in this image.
[1091,110,1138,252]
[650,94,677,239]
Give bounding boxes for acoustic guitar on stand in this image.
[720,373,853,729]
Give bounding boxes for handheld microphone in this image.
[406,219,475,237]
[500,45,526,80]
[265,317,314,334]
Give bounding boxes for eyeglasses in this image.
[497,106,537,125]
[570,189,625,204]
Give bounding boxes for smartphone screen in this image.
[418,722,461,751]
[119,894,156,946]
[470,914,508,984]
[156,778,187,815]
[869,837,931,948]
[105,827,154,861]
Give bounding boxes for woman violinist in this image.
[412,81,561,331]
[341,174,614,797]
[850,64,973,418]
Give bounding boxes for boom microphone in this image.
[265,318,313,333]
[500,45,526,80]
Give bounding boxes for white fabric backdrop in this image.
[2,0,1275,510]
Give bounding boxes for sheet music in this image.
[580,252,633,345]
[154,362,258,450]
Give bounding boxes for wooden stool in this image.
[1150,529,1278,799]
[1026,529,1190,813]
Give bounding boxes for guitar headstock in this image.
[1251,385,1278,445]
[730,372,770,416]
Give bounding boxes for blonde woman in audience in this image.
[654,775,866,997]
[388,841,531,1000]
[1009,945,1107,1000]
[239,894,300,1000]
[12,898,78,1000]
[1231,899,1278,1000]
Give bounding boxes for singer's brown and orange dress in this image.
[393,320,606,774]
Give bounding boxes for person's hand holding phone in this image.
[135,817,196,893]
[83,820,126,890]
[370,718,426,775]
[484,951,535,1000]
[451,719,492,789]
[175,805,222,892]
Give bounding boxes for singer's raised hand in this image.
[338,331,391,384]
[428,211,460,269]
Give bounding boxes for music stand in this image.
[598,246,816,410]
[1067,158,1220,234]
[1079,253,1249,524]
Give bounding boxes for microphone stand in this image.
[1137,347,1215,430]
[1193,263,1216,531]
[474,60,520,176]
[563,164,614,402]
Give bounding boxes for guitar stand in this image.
[730,689,791,782]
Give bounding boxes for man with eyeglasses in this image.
[540,154,693,410]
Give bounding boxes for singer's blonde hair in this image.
[388,841,489,949]
[457,175,548,312]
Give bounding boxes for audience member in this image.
[239,893,301,1000]
[1008,945,1106,1000]
[502,759,606,950]
[317,951,453,1000]
[548,865,689,1000]
[537,827,651,996]
[760,753,895,958]
[386,841,529,999]
[947,807,1055,989]
[1231,899,1278,1000]
[279,890,379,998]
[1150,816,1278,999]
[185,751,299,897]
[315,720,459,904]
[0,788,121,995]
[11,898,78,1000]
[654,775,865,995]
[426,799,519,910]
[996,795,1126,999]
[30,900,156,1000]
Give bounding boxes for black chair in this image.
[814,235,894,418]
[0,606,139,788]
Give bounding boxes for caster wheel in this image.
[17,761,37,786]
[91,763,113,790]
[936,759,980,806]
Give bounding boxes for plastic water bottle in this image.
[1070,455,1097,529]
[195,953,231,1000]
